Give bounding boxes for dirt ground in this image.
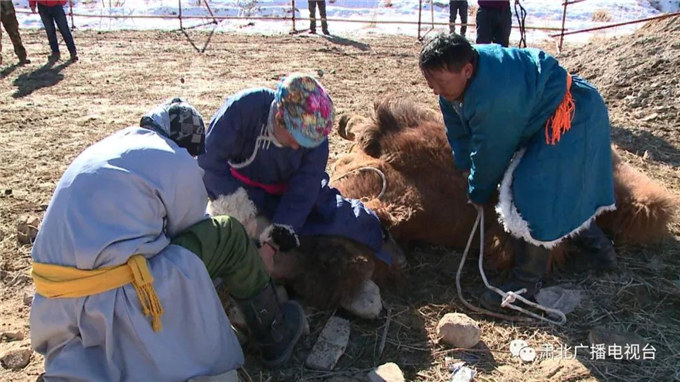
[1,18,679,382]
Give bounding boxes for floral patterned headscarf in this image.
[275,73,334,148]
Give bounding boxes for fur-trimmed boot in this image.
[570,223,617,271]
[480,239,550,311]
[235,281,306,368]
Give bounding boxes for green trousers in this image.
[171,216,270,299]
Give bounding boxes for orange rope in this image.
[545,74,575,145]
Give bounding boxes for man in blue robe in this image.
[419,33,617,310]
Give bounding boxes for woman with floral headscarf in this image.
[198,74,402,292]
[29,98,305,381]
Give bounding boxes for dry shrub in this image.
[469,3,477,17]
[592,9,612,22]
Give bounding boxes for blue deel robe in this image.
[198,88,389,263]
[30,127,243,381]
[440,44,615,247]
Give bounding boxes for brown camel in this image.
[259,96,676,311]
[330,96,677,271]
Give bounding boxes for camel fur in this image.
[331,96,678,271]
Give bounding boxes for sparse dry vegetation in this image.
[591,9,612,23]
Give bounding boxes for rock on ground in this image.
[367,362,404,382]
[1,349,33,370]
[16,215,40,245]
[305,316,351,371]
[436,313,480,349]
[340,279,382,319]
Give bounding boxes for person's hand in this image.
[258,242,277,274]
[462,171,480,209]
[30,5,36,13]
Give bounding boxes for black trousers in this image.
[475,6,512,47]
[308,0,328,33]
[449,1,468,36]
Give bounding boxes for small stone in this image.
[641,113,659,122]
[1,349,32,370]
[536,285,583,315]
[1,331,25,342]
[4,189,12,195]
[16,215,40,245]
[340,279,382,319]
[23,292,34,306]
[642,150,655,161]
[367,362,404,382]
[436,313,480,349]
[450,362,476,382]
[305,316,351,370]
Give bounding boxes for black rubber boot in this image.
[570,223,617,271]
[480,239,550,311]
[235,281,306,368]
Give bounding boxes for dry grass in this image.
[591,10,612,23]
[469,4,478,18]
[1,29,679,382]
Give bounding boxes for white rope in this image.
[330,166,387,200]
[455,206,567,325]
[229,124,276,169]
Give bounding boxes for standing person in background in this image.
[476,0,511,47]
[449,0,468,36]
[308,0,329,35]
[29,0,78,61]
[0,0,30,65]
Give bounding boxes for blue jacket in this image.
[199,88,328,231]
[198,88,387,258]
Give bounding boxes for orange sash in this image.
[545,73,575,145]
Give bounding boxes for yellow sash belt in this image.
[31,255,164,332]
